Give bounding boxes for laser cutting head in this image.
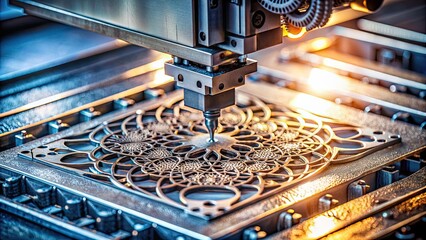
[10,0,384,141]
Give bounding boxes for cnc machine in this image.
[1,0,425,239]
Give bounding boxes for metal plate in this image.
[2,82,425,238]
[27,0,196,47]
[20,89,400,219]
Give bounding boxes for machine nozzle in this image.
[204,110,220,142]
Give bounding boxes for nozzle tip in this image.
[204,110,220,142]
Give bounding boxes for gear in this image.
[306,0,333,30]
[283,0,333,30]
[283,0,317,27]
[257,0,304,14]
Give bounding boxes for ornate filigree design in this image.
[23,94,401,219]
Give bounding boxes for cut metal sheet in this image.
[21,92,400,219]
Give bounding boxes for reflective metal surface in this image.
[1,0,425,239]
[0,81,424,238]
[269,167,426,239]
[0,21,125,81]
[10,0,237,67]
[20,91,400,219]
[32,0,196,47]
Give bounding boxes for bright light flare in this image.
[305,68,347,93]
[306,215,338,239]
[308,37,333,52]
[289,94,333,114]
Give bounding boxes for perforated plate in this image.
[20,92,400,219]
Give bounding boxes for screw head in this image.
[231,39,237,47]
[200,32,206,41]
[252,10,266,28]
[178,74,184,82]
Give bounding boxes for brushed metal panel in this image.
[11,0,238,66]
[32,0,196,47]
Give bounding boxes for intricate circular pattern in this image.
[31,93,400,218]
[98,97,334,189]
[101,130,154,156]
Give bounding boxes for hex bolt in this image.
[238,55,247,63]
[15,130,36,146]
[389,84,407,93]
[277,209,302,231]
[80,107,101,122]
[392,112,412,123]
[173,56,182,64]
[114,98,135,109]
[145,88,165,99]
[243,226,267,240]
[395,226,415,240]
[381,210,394,219]
[318,194,339,212]
[348,180,370,200]
[335,97,353,106]
[48,119,70,134]
[364,104,382,115]
[206,66,219,72]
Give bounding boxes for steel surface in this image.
[19,89,400,219]
[11,0,238,67]
[1,82,425,238]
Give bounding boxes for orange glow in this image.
[305,68,348,92]
[289,93,333,114]
[283,25,307,39]
[308,37,333,52]
[307,215,338,239]
[287,27,307,39]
